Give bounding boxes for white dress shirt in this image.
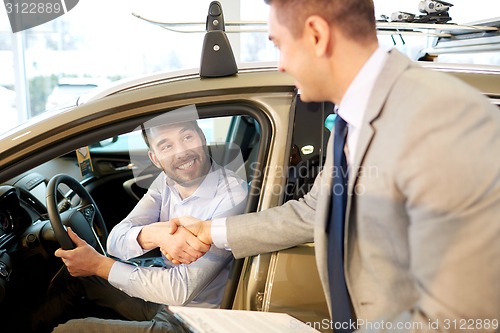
[338,45,390,165]
[107,163,248,308]
[212,46,391,250]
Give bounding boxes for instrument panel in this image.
[0,174,50,242]
[0,210,14,234]
[0,177,50,305]
[0,187,19,240]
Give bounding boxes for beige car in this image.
[0,6,499,333]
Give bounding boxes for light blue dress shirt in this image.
[107,163,248,308]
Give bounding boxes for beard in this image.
[162,150,211,188]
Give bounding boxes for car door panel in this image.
[232,97,332,327]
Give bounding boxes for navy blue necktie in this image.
[327,114,353,332]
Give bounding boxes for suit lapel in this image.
[317,50,415,313]
[328,49,413,316]
[347,50,413,199]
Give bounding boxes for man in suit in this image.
[168,0,500,332]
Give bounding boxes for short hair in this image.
[264,0,376,43]
[141,120,205,150]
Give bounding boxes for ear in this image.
[148,150,162,169]
[304,15,331,57]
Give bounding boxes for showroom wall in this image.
[0,0,274,133]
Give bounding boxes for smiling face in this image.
[147,122,210,190]
[266,0,379,103]
[268,6,332,102]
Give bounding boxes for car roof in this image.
[0,66,294,150]
[79,62,279,104]
[2,60,499,159]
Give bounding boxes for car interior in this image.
[0,94,336,329]
[0,2,337,329]
[0,103,263,321]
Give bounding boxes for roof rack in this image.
[134,2,238,78]
[426,18,500,54]
[377,21,498,38]
[131,14,267,34]
[199,1,237,78]
[132,9,499,55]
[132,14,497,37]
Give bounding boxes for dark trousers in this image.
[32,266,161,333]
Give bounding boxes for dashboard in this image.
[0,185,38,241]
[0,187,18,240]
[0,145,141,327]
[0,173,58,305]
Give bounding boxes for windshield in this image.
[1,0,498,135]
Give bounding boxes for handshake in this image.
[54,217,214,279]
[139,217,214,265]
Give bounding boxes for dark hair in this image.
[141,120,205,150]
[264,0,376,43]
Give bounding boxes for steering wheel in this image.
[46,174,108,254]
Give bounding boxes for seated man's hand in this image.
[164,217,213,264]
[138,221,210,265]
[171,217,213,245]
[55,227,114,279]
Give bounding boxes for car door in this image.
[229,96,333,330]
[0,78,294,330]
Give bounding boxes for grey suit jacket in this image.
[227,50,500,331]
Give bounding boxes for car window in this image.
[19,103,266,232]
[89,117,233,154]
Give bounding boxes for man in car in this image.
[33,117,248,333]
[167,0,500,332]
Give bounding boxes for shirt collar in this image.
[338,46,391,128]
[191,162,221,199]
[167,160,222,202]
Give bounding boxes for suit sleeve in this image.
[226,170,320,258]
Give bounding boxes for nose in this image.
[277,53,286,72]
[277,61,286,72]
[173,142,190,158]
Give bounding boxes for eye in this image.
[183,134,193,142]
[161,144,173,152]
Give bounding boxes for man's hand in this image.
[54,227,115,279]
[138,221,210,265]
[164,217,213,264]
[171,217,213,245]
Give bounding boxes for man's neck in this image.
[176,177,205,200]
[330,38,379,104]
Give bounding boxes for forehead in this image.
[148,123,197,140]
[267,6,285,42]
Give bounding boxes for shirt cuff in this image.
[127,226,147,258]
[108,261,137,292]
[211,218,231,250]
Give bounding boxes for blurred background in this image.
[0,0,499,134]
